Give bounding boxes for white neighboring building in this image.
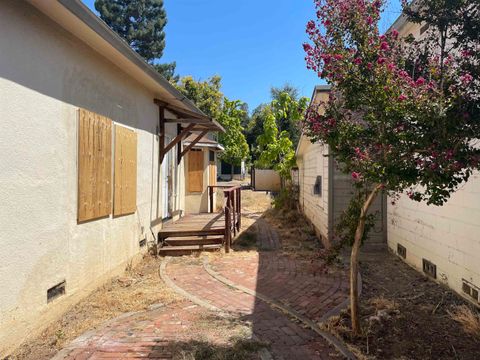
[387,13,480,306]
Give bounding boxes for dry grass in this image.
[11,255,179,360]
[448,305,480,338]
[264,208,322,258]
[368,296,398,312]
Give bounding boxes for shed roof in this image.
[184,133,224,151]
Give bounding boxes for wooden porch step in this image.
[158,244,222,256]
[164,236,224,246]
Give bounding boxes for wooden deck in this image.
[158,213,226,238]
[157,186,241,255]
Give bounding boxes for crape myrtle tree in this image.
[303,0,480,334]
[256,92,309,180]
[95,0,178,81]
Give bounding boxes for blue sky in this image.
[83,0,402,112]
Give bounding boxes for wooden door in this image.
[188,149,203,193]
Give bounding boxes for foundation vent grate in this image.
[139,238,147,247]
[422,259,437,279]
[47,280,66,303]
[462,279,480,303]
[397,244,407,259]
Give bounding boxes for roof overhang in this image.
[27,0,224,133]
[296,85,331,156]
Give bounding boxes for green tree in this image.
[218,99,250,177]
[175,76,250,171]
[95,0,177,80]
[255,92,307,180]
[175,76,223,120]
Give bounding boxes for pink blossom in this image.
[380,41,389,51]
[415,77,426,86]
[334,54,343,60]
[303,43,312,52]
[461,49,472,57]
[391,29,399,39]
[387,63,395,71]
[351,172,361,180]
[366,16,373,25]
[353,57,362,65]
[367,62,373,70]
[461,73,473,85]
[398,94,407,101]
[377,57,386,65]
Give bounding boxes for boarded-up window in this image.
[114,125,137,216]
[78,109,112,222]
[188,149,203,192]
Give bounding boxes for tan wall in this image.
[387,173,480,304]
[253,169,282,191]
[0,1,184,354]
[297,142,330,245]
[387,15,480,305]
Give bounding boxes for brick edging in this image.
[203,257,357,360]
[159,256,222,313]
[159,257,274,360]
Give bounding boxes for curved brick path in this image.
[208,252,349,323]
[166,255,349,359]
[53,253,349,360]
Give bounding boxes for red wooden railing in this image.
[207,185,241,253]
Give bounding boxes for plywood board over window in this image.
[188,149,204,193]
[114,125,137,216]
[78,109,112,222]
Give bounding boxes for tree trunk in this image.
[350,184,383,335]
[230,164,234,181]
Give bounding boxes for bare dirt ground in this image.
[10,256,179,359]
[324,252,480,359]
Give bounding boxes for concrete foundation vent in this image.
[462,279,480,303]
[47,280,66,303]
[397,243,407,259]
[422,259,437,279]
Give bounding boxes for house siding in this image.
[387,16,480,305]
[387,173,480,303]
[298,142,330,246]
[0,1,183,354]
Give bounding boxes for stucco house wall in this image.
[0,1,187,354]
[387,13,480,306]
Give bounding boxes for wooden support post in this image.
[163,123,195,155]
[232,192,236,237]
[209,186,214,213]
[179,129,209,159]
[225,206,231,253]
[177,124,182,164]
[158,106,165,164]
[237,188,241,231]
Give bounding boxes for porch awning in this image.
[183,133,224,151]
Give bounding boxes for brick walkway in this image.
[53,252,349,360]
[209,252,349,323]
[166,255,349,359]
